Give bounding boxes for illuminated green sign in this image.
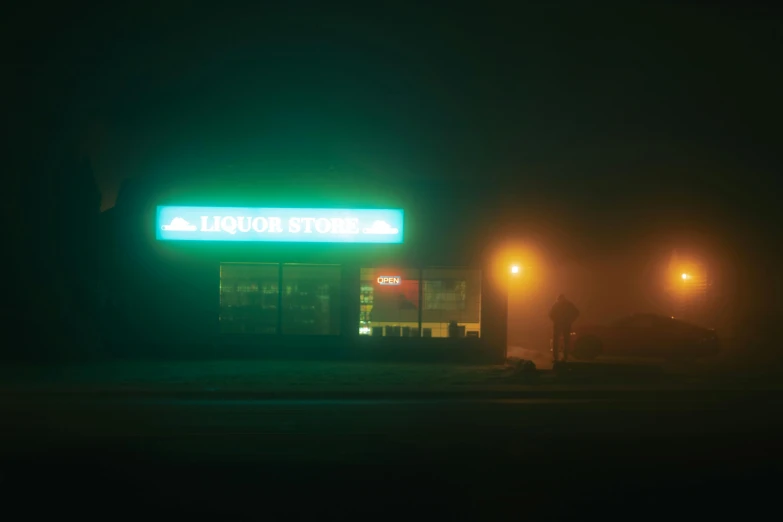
[156,206,404,243]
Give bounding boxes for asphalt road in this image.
[2,391,781,519]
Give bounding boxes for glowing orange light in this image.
[510,265,520,275]
[681,273,689,280]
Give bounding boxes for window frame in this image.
[359,266,482,339]
[219,262,342,336]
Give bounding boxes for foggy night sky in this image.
[7,3,781,260]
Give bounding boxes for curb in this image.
[3,387,782,402]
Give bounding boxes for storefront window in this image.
[359,268,421,337]
[220,264,480,339]
[282,264,341,335]
[422,268,481,338]
[219,263,279,334]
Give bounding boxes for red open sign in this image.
[377,276,401,285]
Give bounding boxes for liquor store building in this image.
[103,179,508,362]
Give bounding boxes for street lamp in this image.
[506,264,522,361]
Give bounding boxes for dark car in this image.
[563,313,720,361]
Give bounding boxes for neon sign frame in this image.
[156,206,404,244]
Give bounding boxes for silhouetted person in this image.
[550,294,580,363]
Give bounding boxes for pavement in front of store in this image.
[1,344,777,398]
[2,381,781,519]
[2,346,781,518]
